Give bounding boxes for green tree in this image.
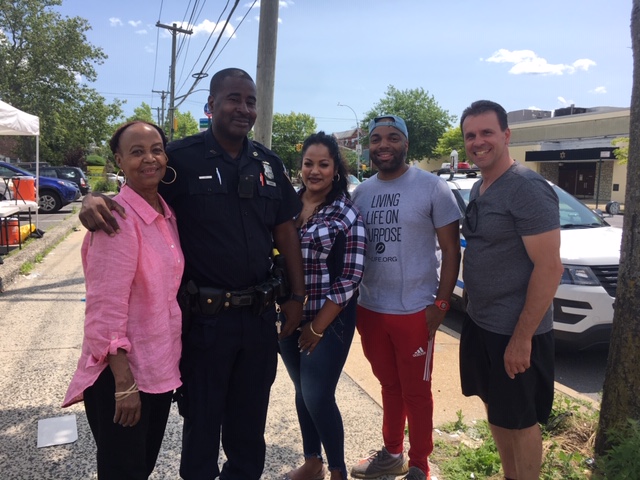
[0,0,122,164]
[173,110,199,139]
[612,137,629,164]
[126,102,155,124]
[270,112,317,174]
[433,127,467,163]
[362,86,456,161]
[339,147,359,175]
[595,0,640,461]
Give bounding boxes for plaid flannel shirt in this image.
[298,193,367,323]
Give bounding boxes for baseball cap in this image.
[368,115,409,139]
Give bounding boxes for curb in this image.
[0,211,80,292]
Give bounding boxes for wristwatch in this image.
[289,293,309,306]
[434,299,450,312]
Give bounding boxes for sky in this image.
[56,0,634,135]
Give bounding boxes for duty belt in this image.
[222,288,256,308]
[185,278,284,317]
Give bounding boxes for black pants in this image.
[83,367,173,480]
[178,306,278,480]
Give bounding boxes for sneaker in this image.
[401,466,426,480]
[350,446,409,478]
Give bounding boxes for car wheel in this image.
[39,190,62,213]
[605,201,620,215]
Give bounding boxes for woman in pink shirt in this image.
[63,121,184,479]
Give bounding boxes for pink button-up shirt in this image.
[63,186,184,407]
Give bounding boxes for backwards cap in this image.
[368,115,408,139]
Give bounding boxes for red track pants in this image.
[356,305,435,475]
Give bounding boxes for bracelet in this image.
[114,382,139,401]
[309,322,324,338]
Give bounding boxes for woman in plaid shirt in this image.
[280,131,366,480]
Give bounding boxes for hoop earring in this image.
[161,166,177,185]
[334,173,341,182]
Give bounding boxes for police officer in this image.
[79,68,305,480]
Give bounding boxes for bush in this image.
[86,154,106,166]
[596,419,640,479]
[91,178,118,193]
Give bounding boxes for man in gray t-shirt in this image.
[349,115,461,480]
[459,100,563,480]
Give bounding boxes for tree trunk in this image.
[595,0,640,456]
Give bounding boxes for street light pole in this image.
[337,102,361,177]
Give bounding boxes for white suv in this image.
[442,172,621,351]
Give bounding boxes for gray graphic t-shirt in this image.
[352,167,461,314]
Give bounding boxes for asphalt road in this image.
[24,199,81,233]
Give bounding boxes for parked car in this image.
[347,174,361,193]
[442,171,621,351]
[28,166,91,196]
[0,162,80,213]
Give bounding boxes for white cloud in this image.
[175,19,237,38]
[128,20,142,27]
[109,18,123,27]
[144,44,155,54]
[572,59,597,71]
[485,49,596,75]
[557,96,574,106]
[135,29,148,35]
[591,86,607,94]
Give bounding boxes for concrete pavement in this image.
[0,211,599,479]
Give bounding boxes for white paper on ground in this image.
[37,414,78,448]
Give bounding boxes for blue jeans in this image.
[278,297,357,479]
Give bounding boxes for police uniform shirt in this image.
[161,128,301,290]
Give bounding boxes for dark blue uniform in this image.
[161,128,301,480]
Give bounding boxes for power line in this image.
[176,0,230,94]
[150,0,166,112]
[175,0,259,110]
[156,22,194,141]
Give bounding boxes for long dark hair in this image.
[298,131,350,208]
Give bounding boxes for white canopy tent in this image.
[0,100,40,228]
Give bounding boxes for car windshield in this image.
[347,174,360,185]
[553,185,607,228]
[456,184,607,229]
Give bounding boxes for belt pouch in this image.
[197,286,224,316]
[254,283,274,316]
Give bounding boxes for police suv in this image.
[443,172,621,351]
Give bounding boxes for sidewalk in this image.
[0,209,489,428]
[0,210,81,292]
[0,212,598,479]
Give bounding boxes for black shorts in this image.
[459,314,555,429]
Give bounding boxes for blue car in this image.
[0,161,80,213]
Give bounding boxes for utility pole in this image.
[156,22,193,141]
[253,0,279,148]
[152,89,169,127]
